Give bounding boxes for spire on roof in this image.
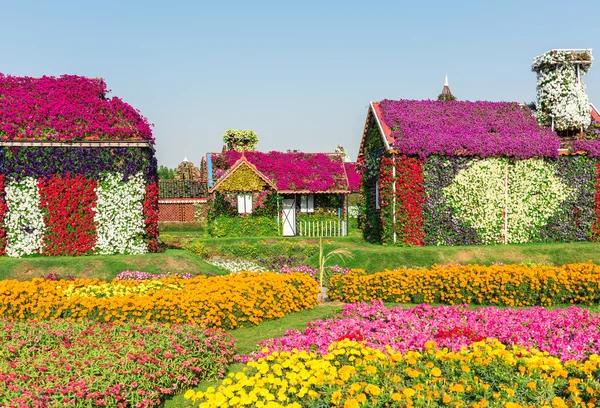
[438,75,456,101]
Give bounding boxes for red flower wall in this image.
[379,155,425,246]
[144,182,160,252]
[38,174,97,256]
[0,175,7,255]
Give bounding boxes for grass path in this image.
[0,249,224,281]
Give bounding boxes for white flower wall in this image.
[4,177,46,257]
[94,172,147,255]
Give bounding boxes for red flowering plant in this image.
[435,326,484,343]
[378,156,425,246]
[0,74,153,141]
[38,174,97,256]
[144,182,160,252]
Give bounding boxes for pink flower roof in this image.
[344,162,361,192]
[211,151,350,193]
[0,74,153,142]
[375,99,560,158]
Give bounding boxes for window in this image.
[375,184,380,210]
[300,194,314,213]
[237,194,252,214]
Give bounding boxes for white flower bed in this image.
[4,177,46,257]
[206,258,263,273]
[94,172,147,255]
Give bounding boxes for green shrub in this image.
[209,216,279,237]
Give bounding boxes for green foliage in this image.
[158,165,176,179]
[222,129,259,152]
[361,119,385,243]
[209,216,278,238]
[184,242,211,259]
[208,192,237,220]
[437,92,457,102]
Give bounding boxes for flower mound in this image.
[186,339,600,408]
[380,99,560,158]
[0,320,235,407]
[0,74,153,141]
[250,302,600,362]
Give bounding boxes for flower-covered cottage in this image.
[207,151,357,237]
[0,74,159,256]
[359,97,600,246]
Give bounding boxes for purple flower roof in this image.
[377,99,560,158]
[211,151,349,193]
[0,74,153,142]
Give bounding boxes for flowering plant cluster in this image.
[143,182,160,252]
[222,129,259,152]
[249,302,600,362]
[379,156,425,245]
[175,160,202,180]
[39,174,97,255]
[0,74,153,141]
[115,270,193,280]
[186,338,600,408]
[94,172,148,255]
[532,50,593,131]
[328,263,600,307]
[212,151,349,192]
[344,162,361,192]
[0,320,235,407]
[379,99,560,159]
[0,175,7,255]
[0,272,317,328]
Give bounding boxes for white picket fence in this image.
[298,219,347,237]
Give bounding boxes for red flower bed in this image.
[144,182,160,252]
[0,175,6,255]
[38,174,97,255]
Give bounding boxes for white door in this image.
[282,198,296,236]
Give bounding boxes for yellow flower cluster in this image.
[328,263,600,306]
[0,272,318,328]
[63,280,184,298]
[185,339,600,408]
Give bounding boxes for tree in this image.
[158,165,175,179]
[223,129,259,152]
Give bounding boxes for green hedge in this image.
[209,216,279,237]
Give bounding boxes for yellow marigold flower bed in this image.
[0,272,317,328]
[185,339,600,408]
[328,263,600,306]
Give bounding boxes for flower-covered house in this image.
[359,97,600,246]
[0,74,159,256]
[207,151,353,237]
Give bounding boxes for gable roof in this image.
[592,103,600,123]
[360,99,560,159]
[209,154,277,193]
[0,74,153,142]
[210,151,350,193]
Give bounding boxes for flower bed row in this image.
[250,302,600,362]
[328,263,600,306]
[186,339,600,408]
[0,272,318,328]
[0,320,235,407]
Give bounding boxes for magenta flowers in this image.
[379,99,560,158]
[248,302,600,362]
[0,74,153,142]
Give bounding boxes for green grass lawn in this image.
[0,249,224,280]
[163,304,343,407]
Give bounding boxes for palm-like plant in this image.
[318,238,353,303]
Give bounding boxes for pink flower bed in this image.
[379,99,560,158]
[247,301,600,362]
[115,270,193,280]
[0,74,153,141]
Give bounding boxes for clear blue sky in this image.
[2,0,599,167]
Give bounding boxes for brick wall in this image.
[158,199,207,222]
